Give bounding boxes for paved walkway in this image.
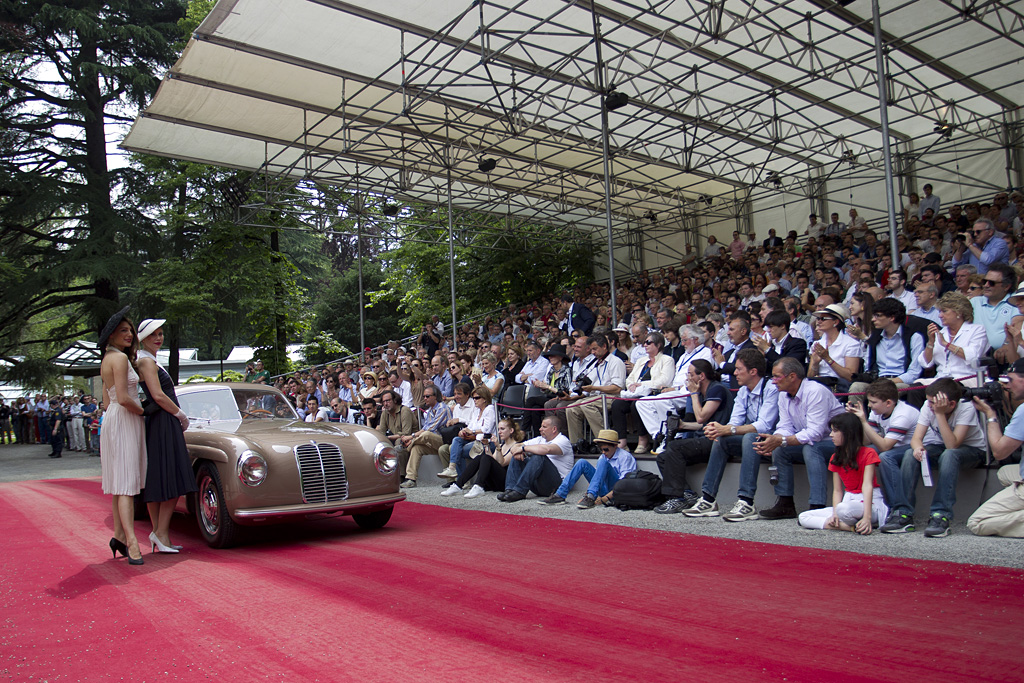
[0,443,101,483]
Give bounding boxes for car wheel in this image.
[352,507,393,530]
[195,461,241,548]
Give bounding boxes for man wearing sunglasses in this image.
[970,262,1017,356]
[952,217,1009,275]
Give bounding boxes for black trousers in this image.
[609,398,643,437]
[657,437,713,497]
[455,450,508,491]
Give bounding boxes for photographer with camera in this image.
[755,357,845,520]
[564,335,626,448]
[634,324,714,454]
[952,217,1009,275]
[967,359,1024,537]
[878,378,986,537]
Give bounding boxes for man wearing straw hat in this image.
[538,429,637,509]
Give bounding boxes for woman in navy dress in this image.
[137,319,196,553]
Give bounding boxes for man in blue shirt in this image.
[968,359,1024,537]
[970,262,1017,353]
[952,217,1009,275]
[539,429,637,509]
[399,384,452,487]
[678,348,780,521]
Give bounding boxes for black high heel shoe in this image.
[126,542,144,566]
[109,537,128,559]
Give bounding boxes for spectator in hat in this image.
[538,429,637,509]
[807,303,863,393]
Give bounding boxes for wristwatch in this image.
[730,425,737,435]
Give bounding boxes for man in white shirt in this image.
[303,397,331,423]
[887,270,918,315]
[498,416,574,502]
[515,340,551,386]
[635,324,714,452]
[805,213,825,240]
[564,335,627,445]
[388,370,414,408]
[879,378,986,538]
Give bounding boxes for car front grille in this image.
[294,442,349,504]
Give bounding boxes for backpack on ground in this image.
[611,470,665,510]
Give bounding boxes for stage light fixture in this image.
[934,120,954,139]
[605,90,629,111]
[765,171,782,189]
[478,158,497,173]
[699,194,713,207]
[382,204,400,216]
[643,210,657,224]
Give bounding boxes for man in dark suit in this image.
[763,228,783,249]
[559,294,596,337]
[714,314,755,387]
[755,310,808,369]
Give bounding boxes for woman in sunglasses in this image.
[609,332,674,454]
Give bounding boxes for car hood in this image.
[187,418,384,449]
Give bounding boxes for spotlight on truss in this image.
[604,90,629,111]
[478,158,497,173]
[934,120,954,139]
[381,204,401,217]
[841,149,857,165]
[697,194,714,207]
[643,210,657,224]
[765,171,782,189]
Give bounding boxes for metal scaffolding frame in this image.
[123,0,1023,270]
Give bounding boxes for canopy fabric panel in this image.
[122,0,1024,230]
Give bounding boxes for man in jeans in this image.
[755,357,845,519]
[498,417,574,503]
[539,429,636,509]
[679,349,779,520]
[880,378,986,537]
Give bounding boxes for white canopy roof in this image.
[123,0,1023,231]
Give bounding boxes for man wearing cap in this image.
[755,357,845,519]
[807,303,863,393]
[539,429,637,509]
[968,360,1024,537]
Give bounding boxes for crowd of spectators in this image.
[255,189,1024,540]
[0,393,101,456]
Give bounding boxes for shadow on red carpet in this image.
[0,477,1019,682]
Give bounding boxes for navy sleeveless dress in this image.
[142,364,198,502]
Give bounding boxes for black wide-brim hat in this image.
[98,305,132,348]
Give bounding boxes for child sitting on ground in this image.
[798,412,887,534]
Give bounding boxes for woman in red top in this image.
[798,413,888,534]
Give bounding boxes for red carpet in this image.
[0,477,1019,682]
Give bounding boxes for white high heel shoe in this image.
[149,532,180,554]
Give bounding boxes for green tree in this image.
[0,0,186,359]
[311,260,404,353]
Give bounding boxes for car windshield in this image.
[179,387,297,421]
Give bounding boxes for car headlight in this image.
[373,442,398,475]
[237,450,268,487]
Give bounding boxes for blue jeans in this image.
[505,454,562,496]
[450,437,473,476]
[876,446,909,512]
[554,456,619,499]
[895,444,984,519]
[702,433,764,500]
[772,438,834,507]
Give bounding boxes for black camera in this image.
[571,374,592,394]
[962,381,1005,407]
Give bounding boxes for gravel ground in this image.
[401,479,1024,570]
[4,442,1020,569]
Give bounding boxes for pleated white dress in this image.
[100,358,148,496]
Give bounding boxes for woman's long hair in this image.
[829,412,865,470]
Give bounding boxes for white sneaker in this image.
[722,499,758,522]
[464,484,486,499]
[440,482,462,496]
[437,465,458,479]
[682,496,720,517]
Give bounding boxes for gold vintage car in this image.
[176,383,403,548]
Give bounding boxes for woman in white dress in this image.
[98,307,147,565]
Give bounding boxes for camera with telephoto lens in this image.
[571,374,592,395]
[962,380,1005,410]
